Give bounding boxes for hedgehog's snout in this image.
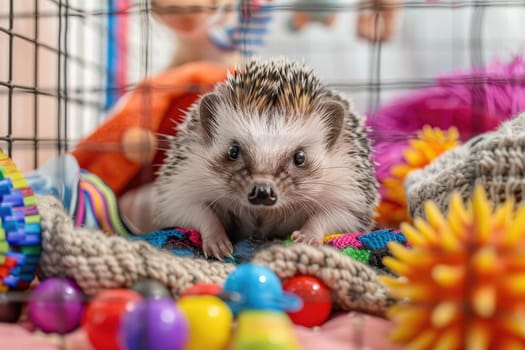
[248,182,277,206]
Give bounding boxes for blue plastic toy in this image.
[222,263,302,315]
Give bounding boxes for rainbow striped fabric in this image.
[25,154,135,237]
[74,170,134,237]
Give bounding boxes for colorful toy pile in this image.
[2,263,338,350]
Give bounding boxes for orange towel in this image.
[71,62,230,196]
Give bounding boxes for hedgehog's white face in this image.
[197,92,346,214]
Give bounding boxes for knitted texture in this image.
[358,229,406,250]
[36,194,395,315]
[327,232,364,249]
[405,112,525,219]
[128,228,259,264]
[341,247,370,264]
[251,244,395,315]
[37,195,234,297]
[132,227,406,275]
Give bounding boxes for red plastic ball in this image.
[282,275,332,327]
[180,283,222,297]
[82,289,143,350]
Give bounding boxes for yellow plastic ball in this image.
[177,295,233,350]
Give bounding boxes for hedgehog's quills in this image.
[153,57,379,259]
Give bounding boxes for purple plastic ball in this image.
[120,297,189,350]
[27,277,85,334]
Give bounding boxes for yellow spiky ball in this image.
[376,125,460,228]
[380,185,525,350]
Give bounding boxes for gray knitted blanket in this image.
[37,194,394,315]
[405,112,525,219]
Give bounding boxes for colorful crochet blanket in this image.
[129,227,407,274]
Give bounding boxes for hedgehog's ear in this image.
[320,101,345,149]
[199,92,221,144]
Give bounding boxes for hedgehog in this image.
[153,57,379,259]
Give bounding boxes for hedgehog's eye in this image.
[293,151,306,167]
[228,144,240,160]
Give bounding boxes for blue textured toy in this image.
[0,149,42,291]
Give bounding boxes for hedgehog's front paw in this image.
[202,231,234,260]
[291,230,323,247]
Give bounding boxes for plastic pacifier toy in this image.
[222,263,302,316]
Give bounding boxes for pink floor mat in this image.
[0,312,400,350]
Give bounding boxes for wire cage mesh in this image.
[1,0,524,169]
[1,0,525,348]
[2,0,525,170]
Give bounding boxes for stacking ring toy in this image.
[0,149,41,291]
